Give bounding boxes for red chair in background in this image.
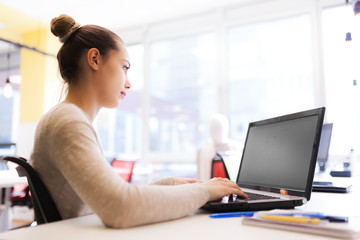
[111,159,136,183]
[211,153,229,179]
[7,161,33,208]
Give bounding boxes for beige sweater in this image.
[31,102,211,228]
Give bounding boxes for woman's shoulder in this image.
[38,102,92,132]
[45,102,89,122]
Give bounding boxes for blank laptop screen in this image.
[237,115,318,191]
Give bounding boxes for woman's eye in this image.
[123,66,130,71]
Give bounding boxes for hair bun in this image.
[51,14,80,43]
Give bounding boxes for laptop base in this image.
[312,181,352,193]
[201,199,303,213]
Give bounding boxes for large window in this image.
[148,33,217,154]
[322,5,360,155]
[227,15,315,143]
[0,46,21,148]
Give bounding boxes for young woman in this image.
[30,14,247,228]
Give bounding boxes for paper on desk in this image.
[242,209,360,240]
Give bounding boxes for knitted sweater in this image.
[31,102,211,228]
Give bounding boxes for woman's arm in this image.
[149,177,200,185]
[148,177,173,185]
[48,117,210,228]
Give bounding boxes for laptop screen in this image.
[237,112,321,193]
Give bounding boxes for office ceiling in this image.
[0,0,255,30]
[0,0,261,55]
[0,0,262,53]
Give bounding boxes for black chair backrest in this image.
[3,156,62,224]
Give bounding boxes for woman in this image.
[30,14,247,228]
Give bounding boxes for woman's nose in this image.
[125,80,132,89]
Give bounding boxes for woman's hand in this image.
[202,177,248,201]
[173,177,200,185]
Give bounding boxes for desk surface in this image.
[0,211,341,240]
[0,170,27,188]
[1,182,359,240]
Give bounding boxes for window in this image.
[0,46,21,148]
[148,32,217,154]
[227,15,315,143]
[94,1,349,165]
[322,5,360,155]
[0,94,16,142]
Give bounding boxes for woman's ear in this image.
[87,48,100,71]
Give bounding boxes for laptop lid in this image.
[236,107,325,201]
[316,123,333,171]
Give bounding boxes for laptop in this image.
[312,180,352,193]
[312,123,352,193]
[316,123,333,172]
[202,107,325,212]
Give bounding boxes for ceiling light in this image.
[346,32,352,41]
[3,52,13,98]
[354,0,360,15]
[4,78,13,98]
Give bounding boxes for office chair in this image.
[211,153,229,179]
[2,156,62,224]
[111,159,136,183]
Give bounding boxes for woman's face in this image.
[95,43,131,108]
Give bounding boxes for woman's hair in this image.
[50,14,122,85]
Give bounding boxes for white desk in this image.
[0,170,28,232]
[0,182,359,240]
[0,170,28,187]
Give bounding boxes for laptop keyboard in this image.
[238,192,280,201]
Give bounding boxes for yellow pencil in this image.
[262,215,321,225]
